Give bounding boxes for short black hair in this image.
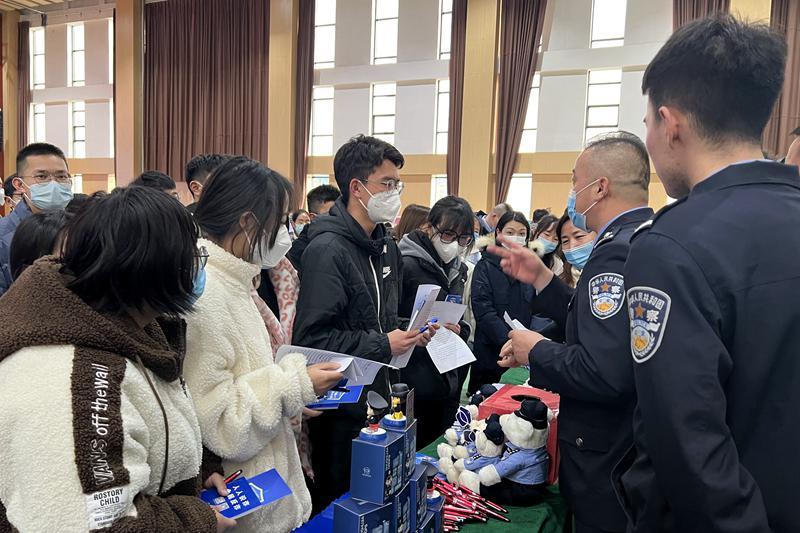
[333,135,404,203]
[10,209,71,280]
[185,154,230,185]
[132,170,177,192]
[642,13,786,145]
[429,196,475,238]
[3,175,17,197]
[532,209,550,223]
[61,186,200,316]
[306,184,341,214]
[585,130,651,190]
[194,156,293,259]
[496,211,532,240]
[16,143,68,175]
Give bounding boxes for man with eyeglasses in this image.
[0,143,72,297]
[293,135,436,513]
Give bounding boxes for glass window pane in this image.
[435,132,448,154]
[519,130,537,153]
[375,0,398,19]
[374,19,398,60]
[439,79,450,93]
[315,0,336,26]
[506,175,532,217]
[592,0,627,41]
[374,133,394,144]
[589,69,622,84]
[524,88,539,130]
[312,100,334,135]
[373,116,395,134]
[588,83,621,106]
[72,24,85,50]
[33,29,44,53]
[73,101,85,112]
[33,55,45,86]
[585,126,618,142]
[34,115,46,143]
[74,141,86,159]
[314,25,336,65]
[74,126,86,141]
[532,73,541,88]
[314,86,334,99]
[73,111,86,127]
[587,105,619,127]
[440,13,451,56]
[373,83,395,96]
[312,135,334,156]
[73,51,85,83]
[431,175,448,205]
[442,0,453,12]
[436,93,449,132]
[592,38,624,48]
[372,95,395,115]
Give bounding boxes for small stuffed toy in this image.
[438,405,481,461]
[459,398,552,506]
[469,384,501,407]
[454,418,505,474]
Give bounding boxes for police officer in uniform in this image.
[490,131,653,533]
[616,15,799,533]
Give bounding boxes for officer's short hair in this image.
[642,14,785,145]
[585,131,651,191]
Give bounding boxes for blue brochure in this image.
[200,469,292,520]
[307,384,365,410]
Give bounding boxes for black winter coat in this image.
[397,230,470,448]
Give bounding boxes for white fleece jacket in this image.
[184,239,317,533]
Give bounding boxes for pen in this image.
[223,469,243,484]
[419,318,439,334]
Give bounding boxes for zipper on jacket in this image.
[369,256,383,333]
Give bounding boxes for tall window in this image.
[309,86,334,156]
[431,175,448,205]
[31,103,46,143]
[371,82,396,144]
[434,79,449,154]
[372,0,398,65]
[30,28,45,89]
[438,0,453,60]
[72,174,83,194]
[585,69,621,142]
[71,101,86,158]
[68,23,85,87]
[591,0,627,48]
[520,73,541,152]
[314,0,336,69]
[306,175,330,194]
[506,175,532,218]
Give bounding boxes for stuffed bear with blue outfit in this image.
[459,398,551,506]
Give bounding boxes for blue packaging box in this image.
[392,481,412,533]
[350,430,405,504]
[408,464,427,531]
[427,495,444,533]
[417,511,436,533]
[333,497,393,533]
[381,417,418,485]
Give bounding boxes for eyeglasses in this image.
[21,172,73,185]
[196,246,209,270]
[360,178,404,194]
[434,226,474,247]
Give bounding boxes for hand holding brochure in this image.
[391,285,441,368]
[201,469,292,520]
[426,327,476,374]
[275,345,394,386]
[504,311,528,331]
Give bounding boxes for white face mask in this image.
[257,225,293,269]
[507,235,527,247]
[358,182,402,224]
[432,235,461,264]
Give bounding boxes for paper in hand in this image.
[201,469,292,520]
[275,345,392,386]
[426,327,476,374]
[504,311,528,331]
[392,285,441,368]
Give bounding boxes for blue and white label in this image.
[627,287,671,363]
[589,273,625,320]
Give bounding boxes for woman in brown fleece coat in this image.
[0,187,233,532]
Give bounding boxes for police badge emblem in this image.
[589,273,625,319]
[627,287,671,363]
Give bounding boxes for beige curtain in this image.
[18,21,31,147]
[446,0,467,196]
[673,0,729,29]
[143,0,270,181]
[293,0,315,210]
[763,0,800,158]
[494,0,548,205]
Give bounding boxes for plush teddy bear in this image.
[454,418,504,474]
[469,383,501,407]
[438,405,481,461]
[458,398,552,506]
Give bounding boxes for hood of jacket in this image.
[0,257,186,381]
[398,230,462,285]
[304,198,390,258]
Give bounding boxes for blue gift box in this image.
[381,417,417,486]
[392,482,412,533]
[333,497,393,533]
[408,464,427,531]
[350,430,405,504]
[427,494,444,533]
[417,511,436,533]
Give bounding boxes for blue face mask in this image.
[540,239,557,254]
[473,231,479,243]
[28,181,74,210]
[294,223,306,236]
[480,216,494,233]
[191,265,206,302]
[564,241,593,270]
[566,179,600,232]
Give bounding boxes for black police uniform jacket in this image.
[616,161,800,533]
[528,207,653,532]
[292,197,401,510]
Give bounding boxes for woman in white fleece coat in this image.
[183,157,343,533]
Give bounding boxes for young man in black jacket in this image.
[293,135,434,512]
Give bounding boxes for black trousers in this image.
[467,364,506,395]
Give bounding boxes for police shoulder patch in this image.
[588,273,625,320]
[626,286,671,363]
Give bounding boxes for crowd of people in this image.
[0,13,799,533]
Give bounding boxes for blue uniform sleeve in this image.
[624,233,770,532]
[470,260,512,346]
[529,243,634,404]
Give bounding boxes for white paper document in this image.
[430,301,467,326]
[504,311,528,331]
[275,345,393,386]
[391,285,442,368]
[426,327,476,374]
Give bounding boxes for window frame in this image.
[314,0,337,69]
[584,69,622,143]
[590,0,627,49]
[370,82,396,145]
[371,0,399,65]
[309,86,335,156]
[68,23,86,87]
